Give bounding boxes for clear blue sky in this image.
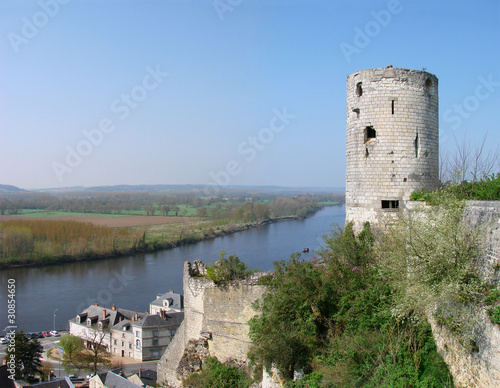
[1,0,499,189]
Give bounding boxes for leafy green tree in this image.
[196,206,208,218]
[5,332,43,383]
[60,334,87,373]
[249,255,336,380]
[59,333,110,375]
[160,204,171,216]
[206,251,250,283]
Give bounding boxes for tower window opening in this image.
[356,82,363,97]
[414,133,420,158]
[364,126,376,143]
[352,108,360,119]
[425,78,432,94]
[391,100,395,114]
[382,200,399,209]
[365,148,369,158]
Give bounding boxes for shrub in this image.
[184,357,251,388]
[206,251,250,283]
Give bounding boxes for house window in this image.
[129,343,132,349]
[364,126,376,143]
[153,351,159,358]
[356,82,363,97]
[122,341,124,347]
[76,316,81,324]
[129,352,132,358]
[136,339,141,349]
[170,330,176,337]
[87,319,91,327]
[114,339,117,345]
[381,200,399,209]
[153,331,159,338]
[136,331,141,338]
[153,339,159,346]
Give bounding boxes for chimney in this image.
[169,289,174,293]
[111,304,116,311]
[131,315,135,322]
[139,368,142,378]
[119,317,122,322]
[94,303,99,306]
[102,310,106,319]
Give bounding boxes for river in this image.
[0,205,345,333]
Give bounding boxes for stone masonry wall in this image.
[346,67,439,232]
[157,261,265,387]
[203,279,266,362]
[465,201,500,285]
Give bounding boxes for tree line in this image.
[0,191,343,218]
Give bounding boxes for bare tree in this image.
[440,134,499,186]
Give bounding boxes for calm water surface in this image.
[0,205,345,333]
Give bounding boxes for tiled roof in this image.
[149,292,183,310]
[103,371,142,388]
[132,312,184,328]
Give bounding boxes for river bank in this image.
[0,213,320,270]
[0,205,346,332]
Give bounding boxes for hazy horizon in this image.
[1,0,498,190]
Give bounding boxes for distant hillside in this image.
[0,184,26,193]
[87,184,202,192]
[86,184,345,194]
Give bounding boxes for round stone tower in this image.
[345,67,439,231]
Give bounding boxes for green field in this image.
[12,209,126,218]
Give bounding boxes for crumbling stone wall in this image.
[157,261,265,387]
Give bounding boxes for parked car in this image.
[33,332,44,338]
[49,331,59,337]
[41,331,50,337]
[0,337,8,344]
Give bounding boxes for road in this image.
[0,331,157,379]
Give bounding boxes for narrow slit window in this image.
[356,82,363,97]
[391,100,395,114]
[364,126,376,142]
[414,133,420,158]
[381,200,399,209]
